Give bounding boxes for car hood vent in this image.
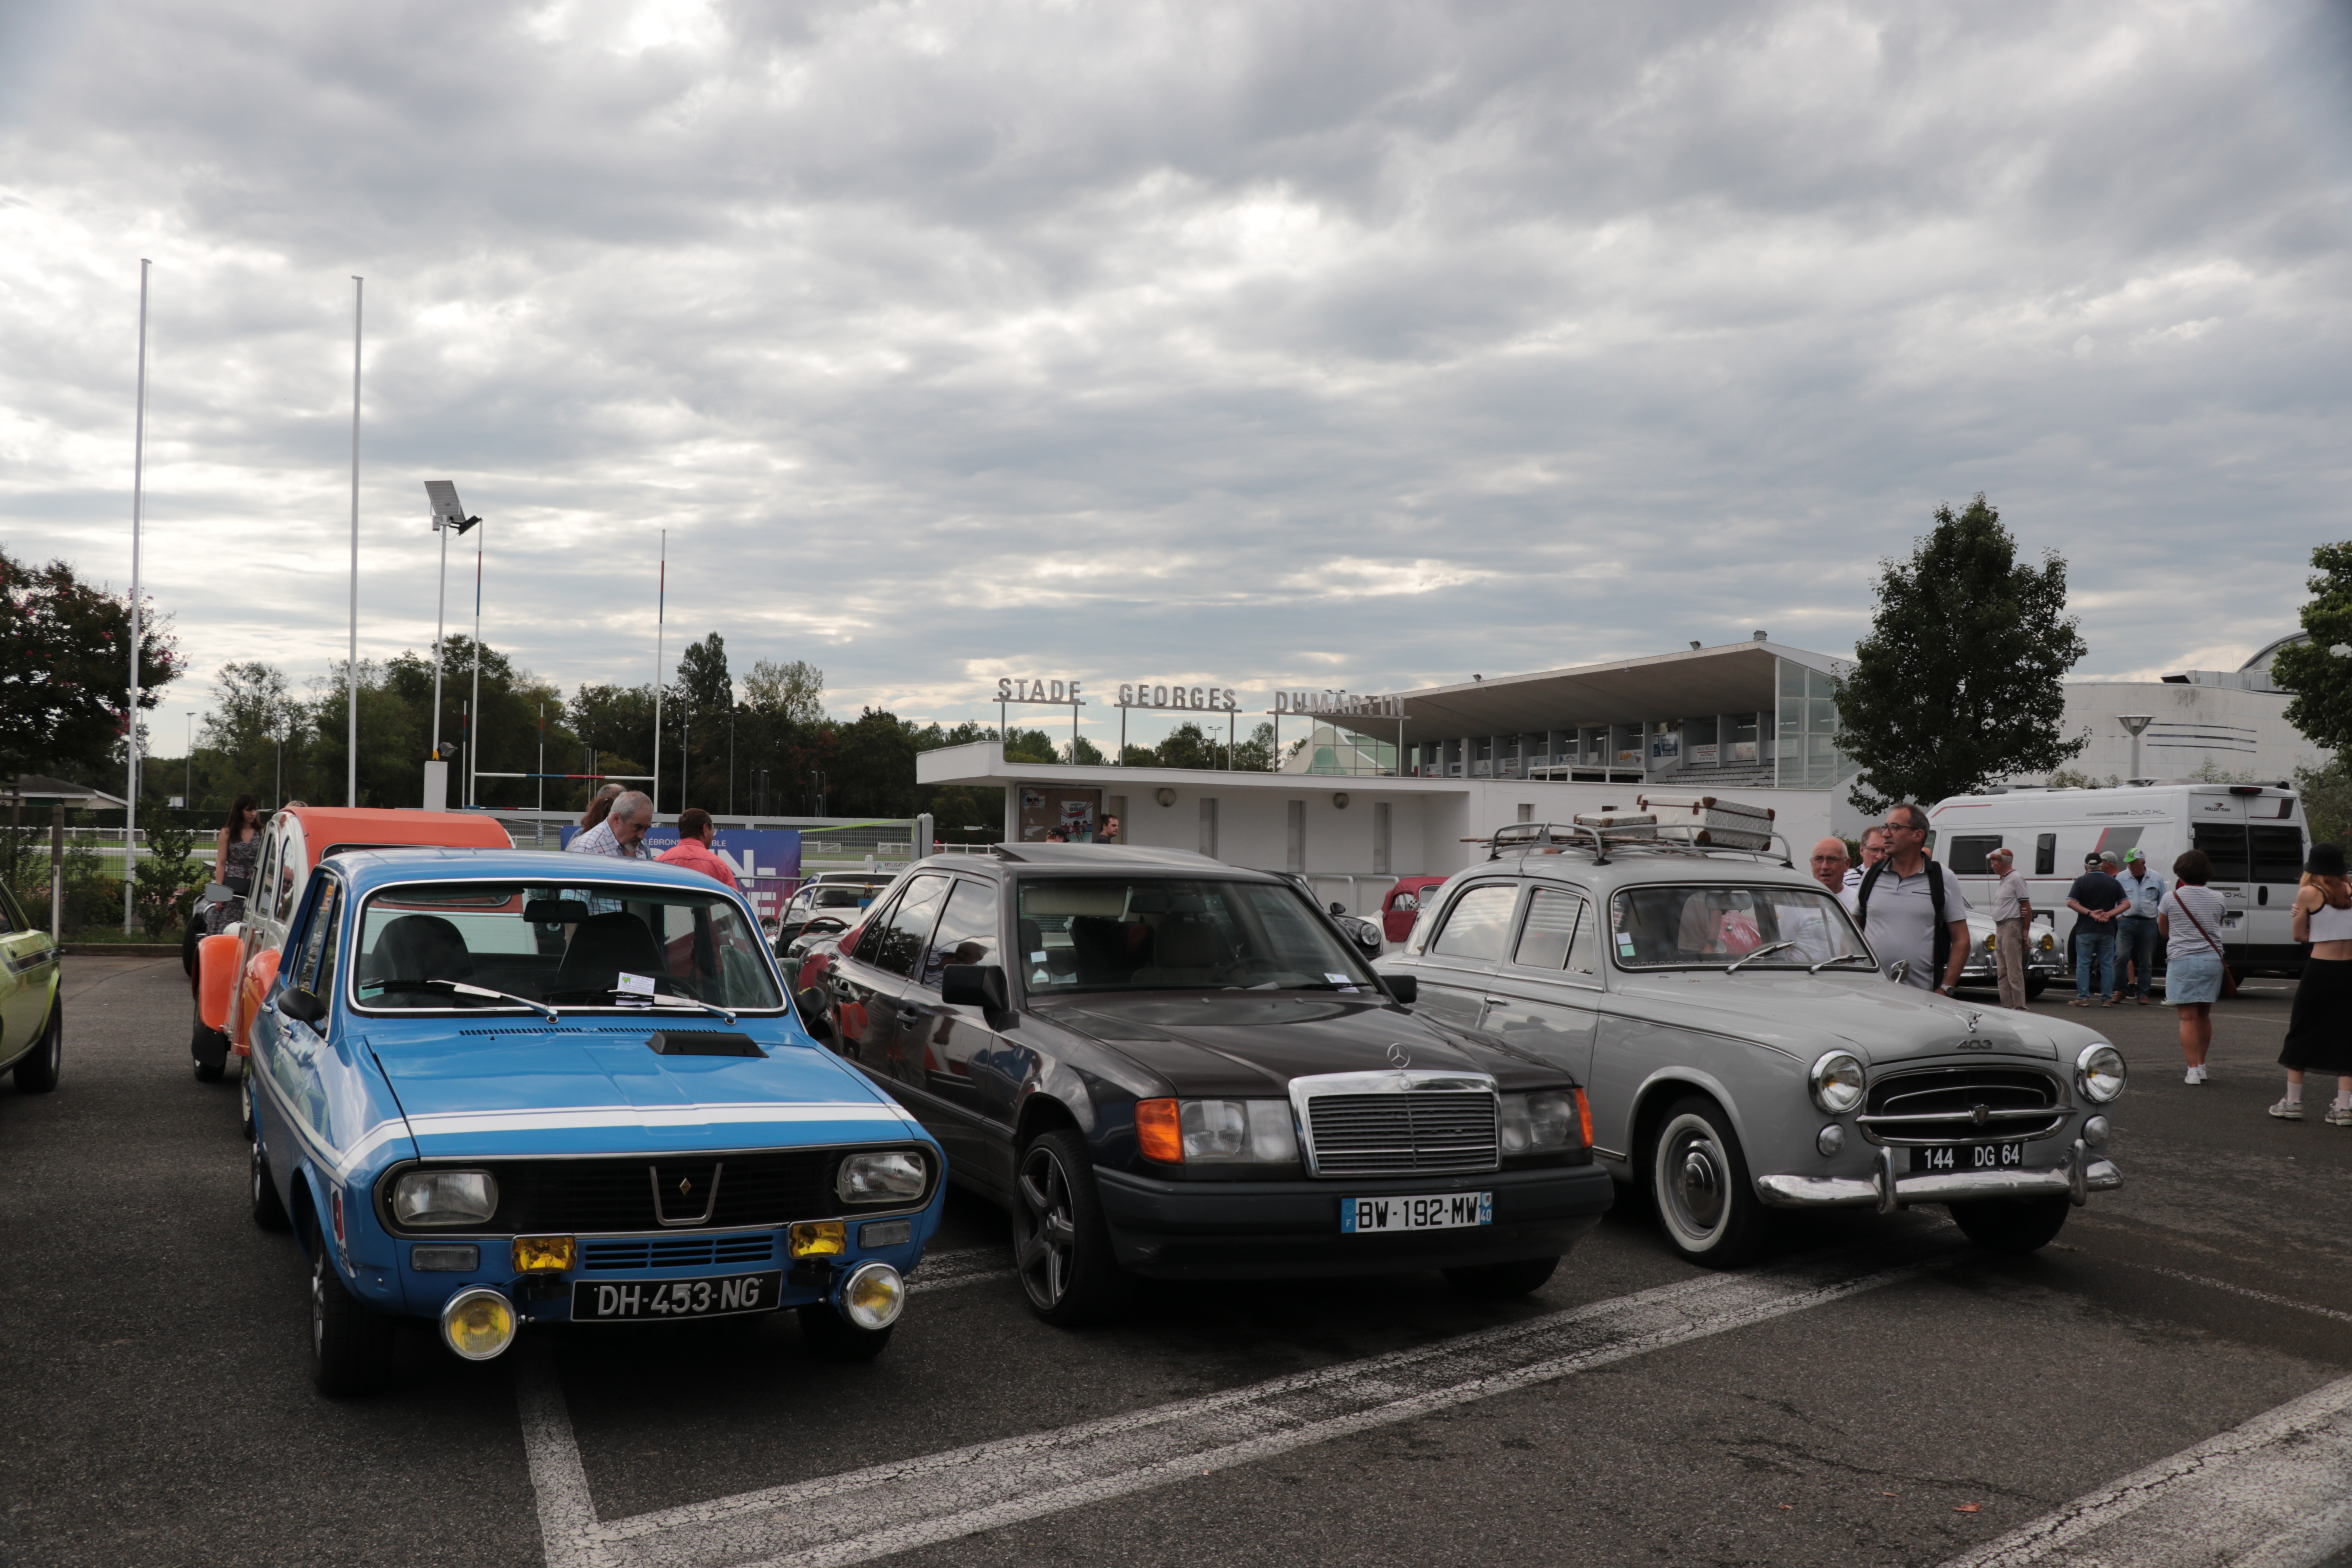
[648,1031,765,1057]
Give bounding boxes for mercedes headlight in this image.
[1809,1050,1866,1115]
[837,1151,928,1204]
[1499,1091,1578,1153]
[2076,1043,2127,1104]
[392,1169,498,1227]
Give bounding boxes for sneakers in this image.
[2270,1098,2305,1120]
[2327,1105,2352,1127]
[2184,1066,2208,1085]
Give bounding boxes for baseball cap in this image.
[2083,851,2102,867]
[2099,850,2121,866]
[2124,847,2145,862]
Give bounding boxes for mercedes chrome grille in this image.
[1291,1070,1501,1178]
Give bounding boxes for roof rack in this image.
[1463,821,1796,869]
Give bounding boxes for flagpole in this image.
[123,259,151,932]
[347,276,363,808]
[467,512,484,808]
[652,529,666,815]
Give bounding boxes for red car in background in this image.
[1380,875,1449,944]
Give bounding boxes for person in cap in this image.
[2274,844,2352,1123]
[2065,850,2127,1006]
[1987,846,2033,1009]
[2114,846,2165,1005]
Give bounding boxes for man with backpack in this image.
[1853,802,1970,994]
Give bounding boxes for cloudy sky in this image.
[4,0,2349,751]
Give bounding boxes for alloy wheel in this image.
[1014,1144,1079,1310]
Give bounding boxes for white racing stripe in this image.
[519,1237,1956,1568]
[1939,1372,2352,1568]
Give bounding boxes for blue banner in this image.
[556,826,804,928]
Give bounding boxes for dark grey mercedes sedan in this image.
[802,844,1612,1325]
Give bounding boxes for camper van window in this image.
[1946,836,2002,875]
[2035,833,2056,876]
[2192,823,2251,882]
[2252,826,2304,884]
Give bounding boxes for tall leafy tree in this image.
[0,548,181,781]
[1835,495,2088,812]
[198,661,302,808]
[2270,543,2352,754]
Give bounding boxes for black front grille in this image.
[389,1150,849,1234]
[583,1234,775,1271]
[1305,1092,1498,1176]
[1859,1067,2065,1145]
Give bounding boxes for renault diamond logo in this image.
[1387,1042,1412,1069]
[678,1176,694,1196]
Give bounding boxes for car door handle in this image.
[1483,996,1509,1007]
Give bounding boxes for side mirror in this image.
[795,987,835,1043]
[1381,972,1418,1005]
[1328,900,1347,915]
[280,987,327,1025]
[941,964,1010,1011]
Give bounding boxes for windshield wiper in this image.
[1808,951,1874,975]
[362,977,561,1020]
[555,985,740,1024]
[1725,941,1797,975]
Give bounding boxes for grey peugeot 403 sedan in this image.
[1376,822,2126,1267]
[802,844,1613,1325]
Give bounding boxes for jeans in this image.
[2075,925,2117,1000]
[2116,915,2160,999]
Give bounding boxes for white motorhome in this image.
[1927,784,2307,976]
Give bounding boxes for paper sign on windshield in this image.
[616,971,657,995]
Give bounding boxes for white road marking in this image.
[519,1238,1957,1568]
[516,1348,610,1568]
[2112,1261,2352,1328]
[1939,1371,2352,1568]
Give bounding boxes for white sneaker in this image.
[2270,1098,2305,1120]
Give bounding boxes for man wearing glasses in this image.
[1851,803,1969,993]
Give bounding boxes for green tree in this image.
[0,548,181,780]
[199,661,302,808]
[829,708,920,817]
[2296,762,2352,848]
[2270,543,2352,754]
[743,659,824,725]
[1003,727,1058,764]
[132,813,202,936]
[307,662,426,809]
[1834,495,2088,812]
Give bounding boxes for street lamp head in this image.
[2117,714,2153,736]
[424,479,480,534]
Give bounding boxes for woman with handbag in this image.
[2272,843,2352,1124]
[2158,849,2230,1084]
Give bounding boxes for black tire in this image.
[307,1211,395,1396]
[1949,1193,2071,1253]
[13,998,61,1094]
[1648,1094,1770,1268]
[250,1142,292,1232]
[1012,1129,1134,1326]
[239,1065,257,1140]
[795,1303,894,1361]
[191,1009,229,1082]
[1442,1255,1561,1299]
[2025,974,2048,1000]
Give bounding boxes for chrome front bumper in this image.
[1757,1139,2121,1213]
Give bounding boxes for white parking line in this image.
[517,1238,1957,1568]
[1939,1372,2352,1568]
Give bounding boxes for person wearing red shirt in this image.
[657,808,740,892]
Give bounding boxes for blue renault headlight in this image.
[837,1151,927,1204]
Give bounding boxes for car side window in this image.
[1565,900,1597,976]
[920,880,1002,989]
[1430,883,1519,962]
[292,880,342,1002]
[1510,888,1582,970]
[873,874,952,978]
[274,825,305,922]
[253,829,279,912]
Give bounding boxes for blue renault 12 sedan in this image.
[245,849,945,1395]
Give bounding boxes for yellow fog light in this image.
[790,1221,846,1258]
[1984,933,1997,951]
[439,1287,517,1361]
[511,1235,576,1274]
[840,1261,905,1330]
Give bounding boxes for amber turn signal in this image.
[1574,1088,1594,1151]
[791,1221,846,1258]
[510,1235,577,1273]
[1135,1098,1183,1163]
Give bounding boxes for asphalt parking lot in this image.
[4,957,2349,1568]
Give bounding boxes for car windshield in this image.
[1609,884,1868,969]
[1015,877,1377,995]
[351,880,784,1012]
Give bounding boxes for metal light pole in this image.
[652,530,666,815]
[123,258,151,931]
[184,712,194,806]
[422,483,481,804]
[2118,714,2153,784]
[347,276,363,809]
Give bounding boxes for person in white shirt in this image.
[1986,846,2034,1010]
[1841,826,1888,913]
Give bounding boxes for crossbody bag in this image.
[2170,891,2238,1000]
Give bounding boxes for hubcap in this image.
[1014,1146,1078,1309]
[1657,1114,1731,1245]
[310,1249,326,1354]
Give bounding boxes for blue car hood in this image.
[364,1024,923,1158]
